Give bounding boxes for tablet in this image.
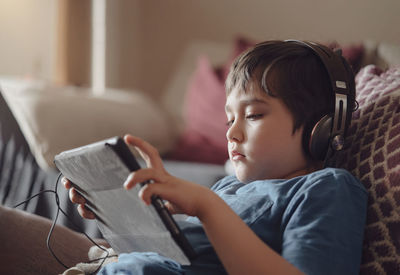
[54,136,196,265]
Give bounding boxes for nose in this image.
[226,120,244,144]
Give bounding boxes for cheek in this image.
[249,124,301,161]
[250,126,288,151]
[275,128,306,164]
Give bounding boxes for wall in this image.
[105,0,142,91]
[0,0,57,80]
[55,0,92,86]
[112,0,400,99]
[0,0,399,98]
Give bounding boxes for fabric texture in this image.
[62,246,117,275]
[99,252,184,275]
[99,168,367,275]
[337,65,400,274]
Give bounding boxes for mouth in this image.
[230,150,246,161]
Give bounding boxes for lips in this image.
[230,150,245,161]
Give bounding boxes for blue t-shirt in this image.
[99,168,367,275]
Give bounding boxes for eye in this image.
[246,113,264,120]
[226,119,234,127]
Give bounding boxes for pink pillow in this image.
[341,44,364,71]
[337,65,400,274]
[166,55,228,164]
[184,56,228,149]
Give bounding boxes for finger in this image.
[139,186,182,214]
[123,173,136,190]
[77,204,96,219]
[138,181,177,206]
[62,177,72,189]
[138,184,152,205]
[124,135,157,159]
[69,188,86,204]
[123,168,164,190]
[124,134,164,169]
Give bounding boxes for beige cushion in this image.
[377,42,400,67]
[0,79,176,170]
[362,40,400,69]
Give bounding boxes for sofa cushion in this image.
[337,65,400,274]
[0,80,176,170]
[166,55,229,164]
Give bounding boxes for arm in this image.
[124,134,303,275]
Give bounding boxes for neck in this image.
[283,162,322,179]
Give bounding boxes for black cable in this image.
[46,182,69,269]
[13,173,69,269]
[51,174,116,274]
[13,173,118,274]
[12,189,57,208]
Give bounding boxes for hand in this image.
[123,134,215,219]
[62,177,96,219]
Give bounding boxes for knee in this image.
[0,205,15,235]
[0,204,12,217]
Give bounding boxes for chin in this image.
[234,164,259,183]
[235,172,254,184]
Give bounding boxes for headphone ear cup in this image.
[309,115,333,161]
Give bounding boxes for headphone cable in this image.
[13,173,116,274]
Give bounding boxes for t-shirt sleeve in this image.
[281,170,367,275]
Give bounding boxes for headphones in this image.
[284,40,354,164]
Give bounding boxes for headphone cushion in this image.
[309,115,333,160]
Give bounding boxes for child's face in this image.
[225,83,311,183]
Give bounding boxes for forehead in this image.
[225,84,270,110]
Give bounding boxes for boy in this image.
[69,40,367,274]
[0,40,367,274]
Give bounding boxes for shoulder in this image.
[284,168,368,218]
[281,168,368,226]
[297,167,366,194]
[281,168,368,275]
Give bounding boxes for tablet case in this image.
[54,136,196,264]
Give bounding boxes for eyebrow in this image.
[225,98,269,112]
